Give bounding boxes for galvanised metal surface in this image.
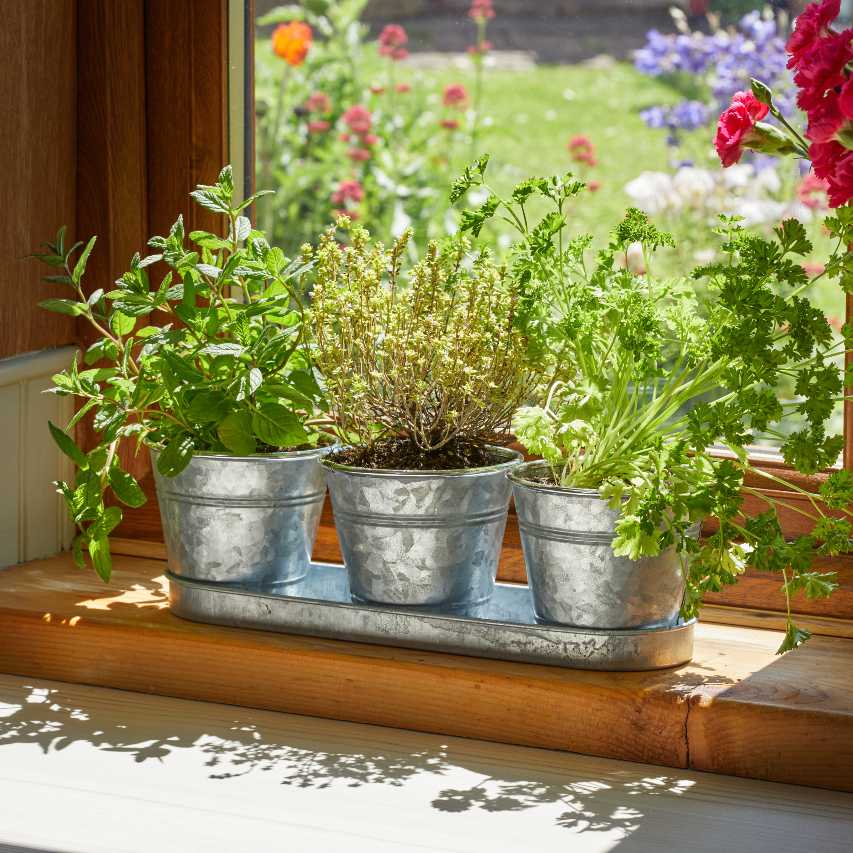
[152,446,331,588]
[322,447,522,609]
[168,562,695,670]
[509,461,689,630]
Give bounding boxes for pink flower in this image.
[798,172,829,209]
[467,40,493,55]
[307,119,330,133]
[342,105,372,135]
[567,135,597,167]
[331,179,364,206]
[347,147,371,162]
[802,260,826,278]
[363,133,379,146]
[304,91,332,114]
[587,180,601,192]
[714,91,769,167]
[469,0,495,22]
[378,24,409,61]
[443,83,469,108]
[395,82,411,93]
[787,0,840,70]
[794,30,853,112]
[369,83,385,95]
[440,118,460,130]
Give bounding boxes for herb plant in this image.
[309,217,534,469]
[454,156,853,651]
[33,166,327,581]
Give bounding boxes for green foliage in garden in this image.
[33,167,327,581]
[456,157,852,652]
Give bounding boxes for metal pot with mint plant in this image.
[458,159,852,651]
[36,166,333,588]
[309,217,532,610]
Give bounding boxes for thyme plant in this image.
[309,217,534,468]
[33,167,327,581]
[454,156,853,651]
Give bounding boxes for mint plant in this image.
[455,156,853,652]
[33,166,328,581]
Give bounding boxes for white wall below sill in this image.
[0,346,76,568]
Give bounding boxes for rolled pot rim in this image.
[149,443,336,464]
[507,460,603,498]
[321,444,523,478]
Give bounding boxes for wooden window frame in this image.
[75,0,853,633]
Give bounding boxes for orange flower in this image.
[272,21,312,67]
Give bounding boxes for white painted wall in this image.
[0,347,76,567]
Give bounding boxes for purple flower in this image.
[635,11,795,146]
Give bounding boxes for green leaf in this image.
[777,621,812,654]
[201,343,245,357]
[38,298,87,317]
[110,310,136,336]
[218,411,256,455]
[251,403,308,449]
[84,338,119,365]
[187,390,230,423]
[88,535,112,582]
[48,421,87,467]
[72,236,97,285]
[156,433,195,477]
[108,467,147,508]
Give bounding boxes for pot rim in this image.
[322,444,522,478]
[507,459,602,498]
[149,443,335,464]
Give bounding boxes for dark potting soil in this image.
[330,438,503,471]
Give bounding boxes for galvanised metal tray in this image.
[167,562,695,671]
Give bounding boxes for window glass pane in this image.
[252,0,845,459]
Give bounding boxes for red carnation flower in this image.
[395,82,411,93]
[808,139,845,180]
[827,150,853,206]
[794,29,853,112]
[347,147,371,162]
[805,93,844,142]
[714,91,769,167]
[307,119,330,134]
[787,0,840,70]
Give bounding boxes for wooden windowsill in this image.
[0,552,851,794]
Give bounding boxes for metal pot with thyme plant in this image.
[34,166,332,589]
[454,156,852,649]
[309,218,532,609]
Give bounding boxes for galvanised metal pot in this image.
[152,446,331,588]
[509,461,690,630]
[323,446,522,610]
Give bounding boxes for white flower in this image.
[754,166,781,194]
[624,171,677,215]
[672,167,716,207]
[721,164,755,189]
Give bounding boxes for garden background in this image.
[253,0,846,446]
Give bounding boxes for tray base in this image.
[168,562,694,671]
